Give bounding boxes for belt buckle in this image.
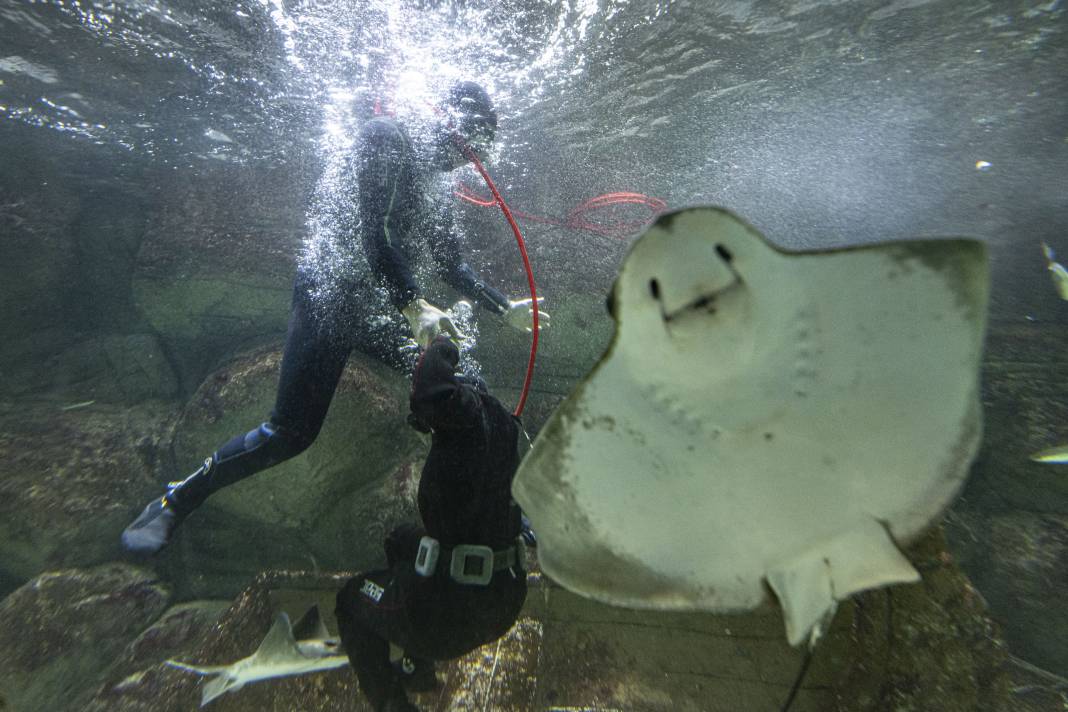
[449,544,494,585]
[414,536,440,578]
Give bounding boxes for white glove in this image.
[402,298,466,348]
[504,297,550,334]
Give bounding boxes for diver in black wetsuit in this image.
[122,81,549,554]
[335,335,526,712]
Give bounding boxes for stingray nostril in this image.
[649,278,661,300]
[715,244,733,263]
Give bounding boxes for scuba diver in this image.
[335,335,527,712]
[122,80,549,554]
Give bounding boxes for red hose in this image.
[457,142,540,418]
[451,175,666,417]
[456,183,666,240]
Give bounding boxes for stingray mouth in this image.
[656,285,737,323]
[651,243,745,324]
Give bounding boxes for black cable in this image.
[780,647,814,712]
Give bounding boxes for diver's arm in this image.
[410,337,481,431]
[428,217,510,315]
[429,209,550,334]
[356,119,422,311]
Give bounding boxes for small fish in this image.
[60,400,95,411]
[1040,242,1068,300]
[1030,444,1068,464]
[166,606,348,707]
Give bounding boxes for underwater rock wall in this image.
[154,345,427,599]
[0,401,174,596]
[0,132,83,353]
[131,161,307,394]
[0,564,171,712]
[0,531,1022,712]
[945,317,1068,679]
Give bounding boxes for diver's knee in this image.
[252,420,316,459]
[266,417,320,455]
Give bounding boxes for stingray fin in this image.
[251,612,304,664]
[767,518,919,646]
[201,675,243,707]
[291,604,331,642]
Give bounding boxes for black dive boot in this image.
[121,456,214,554]
[121,422,310,554]
[396,655,439,692]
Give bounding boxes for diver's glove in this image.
[402,298,465,348]
[504,297,550,334]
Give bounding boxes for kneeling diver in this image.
[335,335,527,712]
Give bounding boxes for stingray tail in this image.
[164,659,229,676]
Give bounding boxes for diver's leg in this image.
[122,277,351,554]
[377,523,439,692]
[336,574,419,712]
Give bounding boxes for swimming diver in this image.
[122,80,549,554]
[335,335,527,712]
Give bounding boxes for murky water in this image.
[1,0,1067,710]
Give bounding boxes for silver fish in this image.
[1030,444,1068,464]
[1041,242,1068,300]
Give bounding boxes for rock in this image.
[154,346,426,599]
[0,564,170,712]
[0,400,173,596]
[948,509,1068,675]
[97,568,543,712]
[2,333,178,402]
[131,165,305,391]
[87,529,1014,712]
[945,317,1068,676]
[64,194,149,333]
[835,527,1013,712]
[0,175,80,351]
[85,571,361,712]
[86,600,230,712]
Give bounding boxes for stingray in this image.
[513,207,989,646]
[166,605,348,706]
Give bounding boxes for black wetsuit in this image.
[171,116,511,512]
[335,336,526,712]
